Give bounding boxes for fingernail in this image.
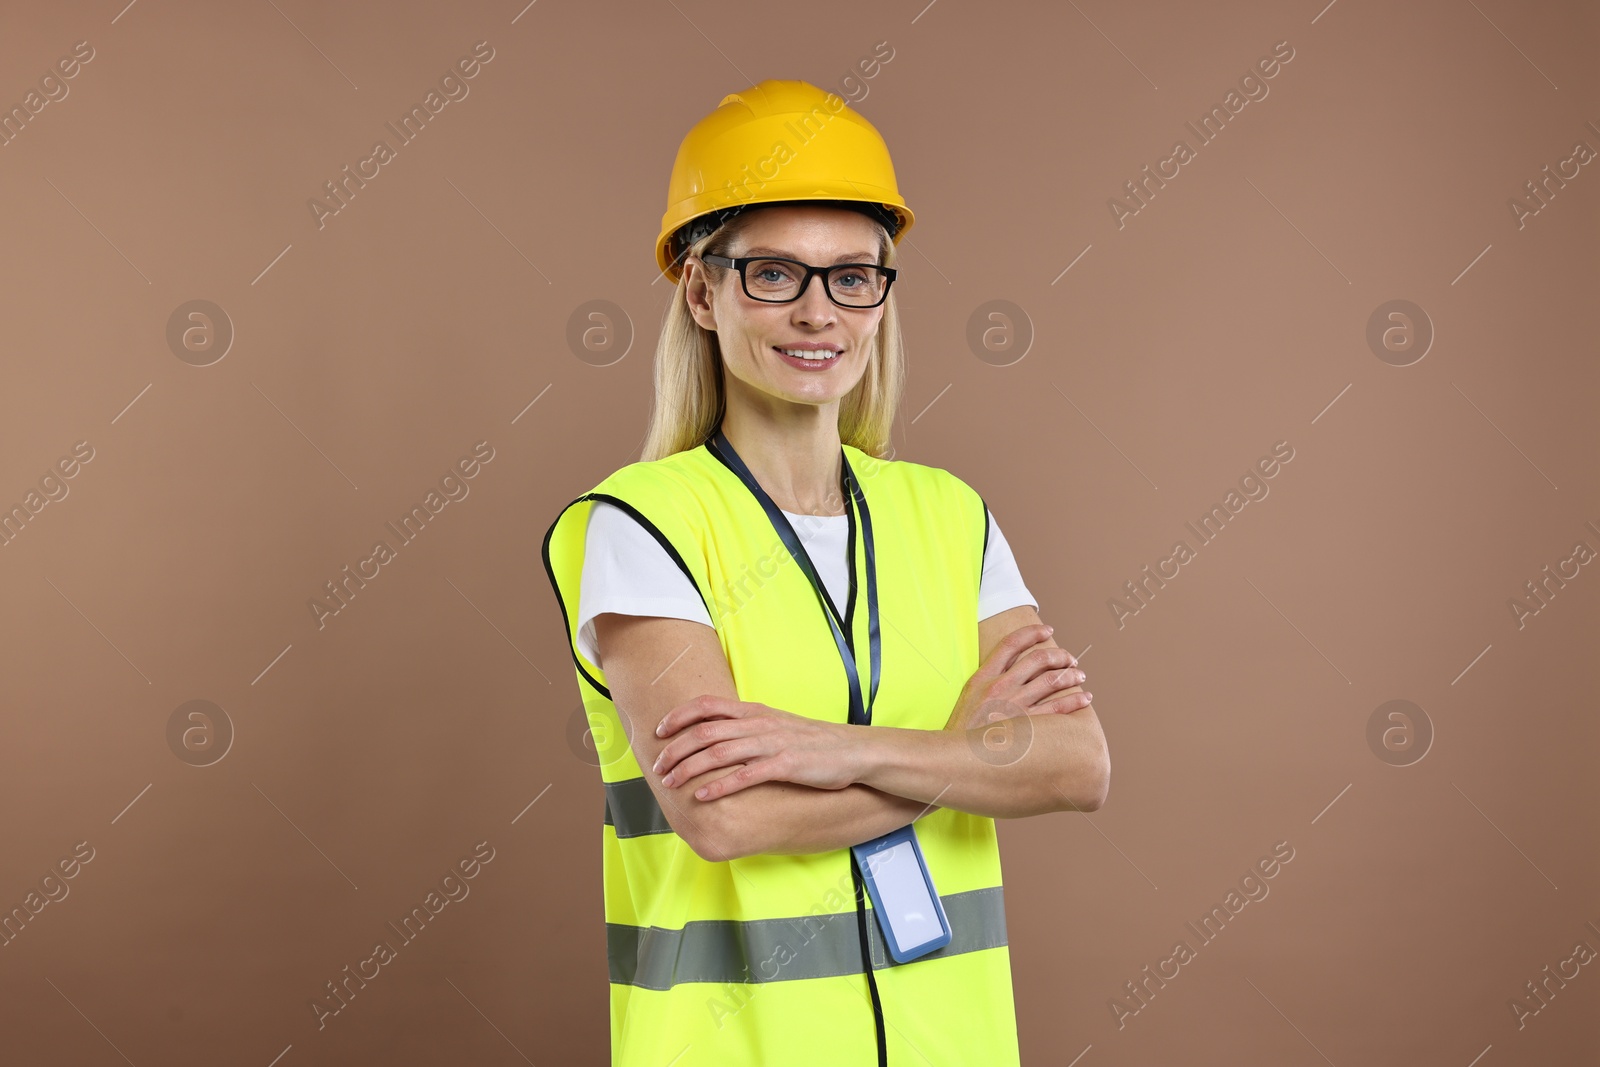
[655,719,666,736]
[662,773,675,787]
[1045,625,1054,635]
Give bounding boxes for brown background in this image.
[1,0,1595,1063]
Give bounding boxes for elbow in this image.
[682,800,761,863]
[686,830,735,863]
[659,794,733,862]
[1081,751,1107,809]
[1060,752,1111,814]
[1078,779,1109,812]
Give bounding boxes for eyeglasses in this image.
[700,253,897,309]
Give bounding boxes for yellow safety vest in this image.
[541,438,1021,1066]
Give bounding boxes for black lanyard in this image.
[706,424,881,727]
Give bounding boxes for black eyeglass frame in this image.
[699,253,898,309]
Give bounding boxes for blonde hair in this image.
[639,209,905,463]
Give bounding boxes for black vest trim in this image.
[540,490,717,703]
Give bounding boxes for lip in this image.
[773,345,843,371]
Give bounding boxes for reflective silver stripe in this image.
[608,886,1007,989]
[603,777,676,838]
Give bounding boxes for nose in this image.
[791,272,838,326]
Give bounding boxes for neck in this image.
[717,394,845,516]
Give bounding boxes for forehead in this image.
[732,205,879,258]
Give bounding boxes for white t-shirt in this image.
[576,500,1037,668]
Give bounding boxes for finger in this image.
[654,715,743,777]
[996,623,1052,664]
[661,735,762,789]
[692,760,780,801]
[982,624,1055,678]
[1014,664,1087,707]
[1035,689,1094,714]
[1013,625,1075,668]
[1019,634,1076,668]
[1006,647,1080,693]
[655,694,738,739]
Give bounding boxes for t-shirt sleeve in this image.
[978,508,1039,621]
[577,500,715,668]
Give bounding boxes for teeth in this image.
[778,348,838,361]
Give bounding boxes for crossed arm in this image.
[593,603,1110,862]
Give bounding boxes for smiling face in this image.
[683,204,889,417]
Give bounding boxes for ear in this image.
[683,258,718,332]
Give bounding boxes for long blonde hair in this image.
[639,210,906,463]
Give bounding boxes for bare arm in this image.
[856,604,1111,818]
[593,611,939,861]
[643,604,1112,827]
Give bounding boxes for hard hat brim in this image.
[656,189,914,282]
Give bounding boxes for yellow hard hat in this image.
[655,79,915,282]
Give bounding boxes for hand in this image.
[944,623,1091,732]
[651,695,864,800]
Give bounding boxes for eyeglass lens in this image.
[743,259,889,306]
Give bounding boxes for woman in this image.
[542,80,1110,1067]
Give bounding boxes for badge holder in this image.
[851,825,952,964]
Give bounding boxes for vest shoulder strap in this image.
[541,441,989,696]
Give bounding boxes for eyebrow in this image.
[739,246,876,264]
